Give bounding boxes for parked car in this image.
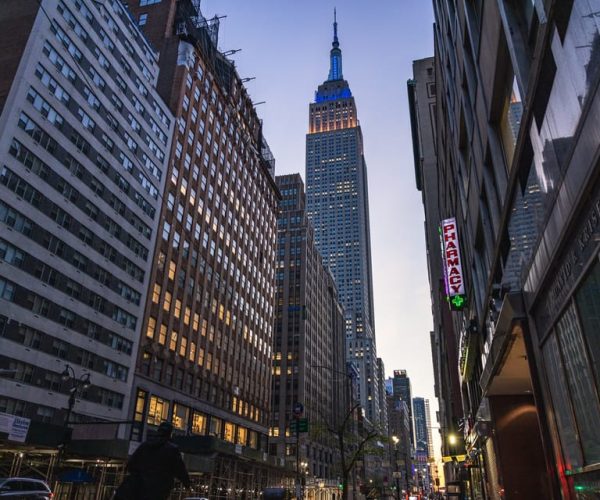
[0,478,53,499]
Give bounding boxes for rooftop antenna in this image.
[333,7,338,45]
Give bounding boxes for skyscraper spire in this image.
[328,8,343,81]
[333,8,338,46]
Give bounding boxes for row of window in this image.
[40,32,164,195]
[2,160,145,282]
[0,236,137,330]
[0,355,124,409]
[0,275,132,354]
[134,389,262,445]
[0,315,129,381]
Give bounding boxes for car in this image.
[0,478,53,499]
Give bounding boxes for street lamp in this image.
[59,364,91,460]
[448,433,458,446]
[392,436,401,500]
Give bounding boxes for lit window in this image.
[169,330,178,351]
[146,316,156,338]
[147,395,169,426]
[152,283,161,303]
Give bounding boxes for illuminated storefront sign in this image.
[441,217,466,310]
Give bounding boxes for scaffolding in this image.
[175,0,234,93]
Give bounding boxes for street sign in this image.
[293,402,304,417]
[442,454,467,463]
[290,418,309,433]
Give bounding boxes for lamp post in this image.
[59,364,91,461]
[392,436,401,500]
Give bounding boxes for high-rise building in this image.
[0,0,171,471]
[412,1,600,497]
[271,173,347,494]
[391,370,414,447]
[126,0,284,494]
[386,396,414,493]
[413,397,433,493]
[305,11,381,425]
[412,397,431,460]
[408,55,463,483]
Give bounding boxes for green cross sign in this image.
[450,294,466,310]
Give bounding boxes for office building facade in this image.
[0,0,171,467]
[412,1,600,498]
[271,173,347,494]
[408,56,464,481]
[413,397,433,493]
[126,0,285,495]
[305,13,381,426]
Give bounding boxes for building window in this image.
[172,403,189,430]
[237,426,247,446]
[138,13,148,26]
[192,412,207,434]
[224,422,235,443]
[209,416,222,437]
[147,395,169,426]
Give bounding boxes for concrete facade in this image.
[271,173,347,493]
[126,0,286,495]
[0,0,171,435]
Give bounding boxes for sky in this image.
[201,0,438,445]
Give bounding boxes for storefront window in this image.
[575,260,600,391]
[543,335,583,469]
[147,395,169,426]
[249,430,258,449]
[172,403,189,430]
[237,426,247,446]
[557,303,600,464]
[224,422,235,443]
[192,411,207,434]
[209,416,222,437]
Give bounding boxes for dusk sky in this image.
[202,0,438,445]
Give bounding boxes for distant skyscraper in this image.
[392,370,414,447]
[305,11,380,424]
[413,397,432,458]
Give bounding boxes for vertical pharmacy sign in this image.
[441,217,466,310]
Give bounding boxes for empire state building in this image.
[305,12,381,423]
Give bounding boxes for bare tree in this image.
[312,401,381,500]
